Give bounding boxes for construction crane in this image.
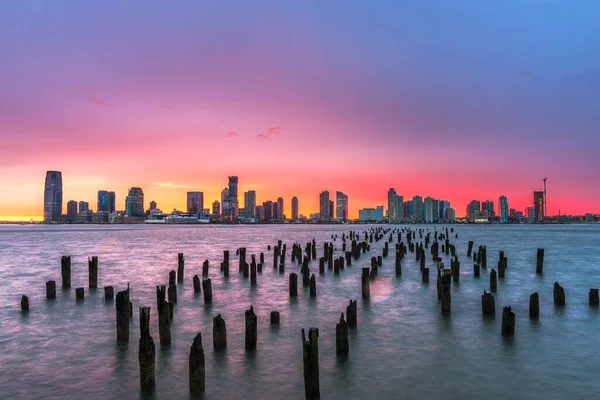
[543,177,548,220]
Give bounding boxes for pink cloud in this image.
[89,98,111,107]
[267,126,282,136]
[256,134,269,140]
[227,131,239,138]
[160,104,174,111]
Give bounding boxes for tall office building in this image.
[244,191,256,219]
[212,201,220,215]
[291,196,299,221]
[221,187,230,218]
[125,187,144,217]
[319,191,330,221]
[387,188,398,222]
[66,200,77,222]
[228,176,239,218]
[329,200,334,220]
[424,197,435,223]
[98,191,109,212]
[467,200,481,219]
[78,201,89,213]
[263,201,274,221]
[482,200,495,217]
[335,191,348,221]
[412,196,423,222]
[273,202,279,220]
[499,196,509,223]
[277,197,284,219]
[439,200,450,221]
[43,171,63,222]
[187,192,204,213]
[533,191,544,223]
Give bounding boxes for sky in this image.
[1,0,599,220]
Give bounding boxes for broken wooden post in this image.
[251,262,257,286]
[116,289,130,342]
[501,306,516,337]
[213,314,227,349]
[336,313,349,357]
[361,268,370,299]
[202,279,212,304]
[346,300,357,328]
[75,287,85,300]
[169,270,176,286]
[481,290,495,316]
[440,270,451,315]
[260,252,265,265]
[177,253,185,283]
[223,250,230,277]
[189,332,205,394]
[422,268,429,283]
[467,241,474,257]
[245,305,257,351]
[529,293,539,319]
[395,255,402,276]
[473,264,480,277]
[309,274,316,297]
[158,287,171,347]
[61,255,71,288]
[536,248,544,274]
[589,289,599,306]
[193,275,201,294]
[302,328,320,399]
[202,260,209,277]
[289,273,298,297]
[168,284,177,304]
[88,256,98,289]
[553,282,565,306]
[239,247,247,273]
[270,311,280,325]
[139,306,155,391]
[46,280,56,299]
[21,295,29,312]
[490,269,497,292]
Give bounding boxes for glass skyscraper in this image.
[499,195,509,223]
[43,171,63,222]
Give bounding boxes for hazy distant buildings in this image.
[412,196,423,222]
[98,190,115,213]
[499,196,509,223]
[273,201,279,220]
[319,191,330,221]
[277,197,284,219]
[67,200,77,222]
[482,200,495,217]
[79,201,89,213]
[125,187,144,217]
[359,206,384,222]
[424,196,435,223]
[446,208,456,222]
[187,192,204,213]
[534,191,544,223]
[263,201,274,221]
[467,200,481,220]
[329,200,334,220]
[212,201,220,215]
[244,191,256,219]
[221,187,230,219]
[43,171,63,223]
[336,191,348,221]
[291,196,299,221]
[387,189,403,223]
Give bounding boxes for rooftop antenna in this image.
[543,177,548,220]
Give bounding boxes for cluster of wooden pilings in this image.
[17,225,599,398]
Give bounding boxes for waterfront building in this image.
[534,191,544,223]
[228,176,239,218]
[527,206,536,223]
[255,205,265,222]
[263,201,274,221]
[482,200,495,217]
[125,187,144,217]
[467,200,481,220]
[386,189,404,223]
[439,200,450,221]
[424,197,435,223]
[97,190,115,213]
[273,202,279,220]
[412,196,423,223]
[319,191,330,221]
[509,208,517,218]
[359,206,384,222]
[67,200,77,222]
[187,192,204,213]
[244,191,256,219]
[212,201,220,215]
[43,171,63,223]
[78,201,89,213]
[499,196,509,223]
[336,191,348,221]
[291,196,299,221]
[446,208,456,222]
[149,201,157,210]
[277,197,284,219]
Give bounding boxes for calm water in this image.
[1,224,599,400]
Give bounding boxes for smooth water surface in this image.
[1,224,599,400]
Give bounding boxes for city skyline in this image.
[2,2,600,220]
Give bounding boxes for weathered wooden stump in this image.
[46,280,56,299]
[251,262,257,286]
[239,247,247,274]
[395,257,402,276]
[260,252,265,265]
[302,328,320,399]
[501,306,516,337]
[309,274,317,297]
[289,273,298,297]
[88,256,98,289]
[223,250,230,277]
[158,298,171,347]
[473,264,480,277]
[61,255,71,288]
[213,314,227,349]
[193,275,201,294]
[589,289,599,306]
[102,285,113,301]
[481,290,495,316]
[553,282,565,306]
[116,289,130,342]
[346,300,357,328]
[361,268,370,299]
[529,293,539,319]
[467,241,474,257]
[245,305,257,351]
[422,268,429,283]
[177,253,185,283]
[202,279,212,304]
[490,269,497,292]
[189,332,205,394]
[536,248,544,274]
[75,287,85,300]
[336,313,349,357]
[21,295,29,312]
[440,270,451,315]
[139,307,155,391]
[270,311,280,325]
[169,270,176,286]
[168,284,177,304]
[202,260,209,277]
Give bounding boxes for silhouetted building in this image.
[499,196,509,223]
[67,200,77,222]
[534,191,544,223]
[212,201,220,215]
[291,196,299,221]
[319,191,330,221]
[255,205,265,222]
[79,201,89,213]
[336,191,348,221]
[387,189,403,222]
[98,190,116,213]
[277,197,284,219]
[187,192,204,213]
[263,201,274,221]
[446,208,456,222]
[125,187,144,217]
[438,200,450,221]
[244,191,256,219]
[43,171,63,222]
[527,206,536,223]
[273,202,279,220]
[149,201,157,210]
[424,197,435,223]
[329,200,334,220]
[482,200,495,217]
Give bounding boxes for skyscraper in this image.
[277,197,284,219]
[387,188,397,222]
[439,200,450,221]
[78,201,89,213]
[272,201,279,220]
[228,176,239,218]
[482,200,495,217]
[319,191,330,221]
[424,197,435,223]
[335,191,348,221]
[98,191,108,212]
[291,197,299,221]
[43,171,63,222]
[467,200,481,219]
[67,200,77,222]
[329,200,334,220]
[244,191,256,219]
[212,201,220,215]
[187,192,204,213]
[499,196,509,223]
[412,196,423,222]
[125,187,144,217]
[263,201,273,221]
[221,187,230,218]
[533,191,544,223]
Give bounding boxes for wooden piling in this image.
[422,268,429,283]
[473,264,480,277]
[440,270,451,315]
[553,282,565,306]
[189,332,205,394]
[169,270,176,286]
[536,248,544,274]
[223,250,230,277]
[481,290,495,316]
[270,311,280,325]
[346,300,357,328]
[309,274,316,297]
[289,273,298,297]
[529,293,539,319]
[501,306,515,337]
[139,307,155,391]
[168,284,177,304]
[467,241,474,257]
[245,305,257,351]
[251,262,257,286]
[490,269,497,292]
[177,253,185,283]
[361,268,370,299]
[116,289,130,342]
[61,255,71,288]
[76,287,85,300]
[213,314,227,349]
[46,280,56,299]
[202,279,212,304]
[589,289,599,306]
[239,247,246,274]
[88,256,98,289]
[193,275,201,294]
[302,328,320,399]
[336,313,349,357]
[21,295,29,312]
[202,260,209,277]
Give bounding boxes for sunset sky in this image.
[1,0,599,220]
